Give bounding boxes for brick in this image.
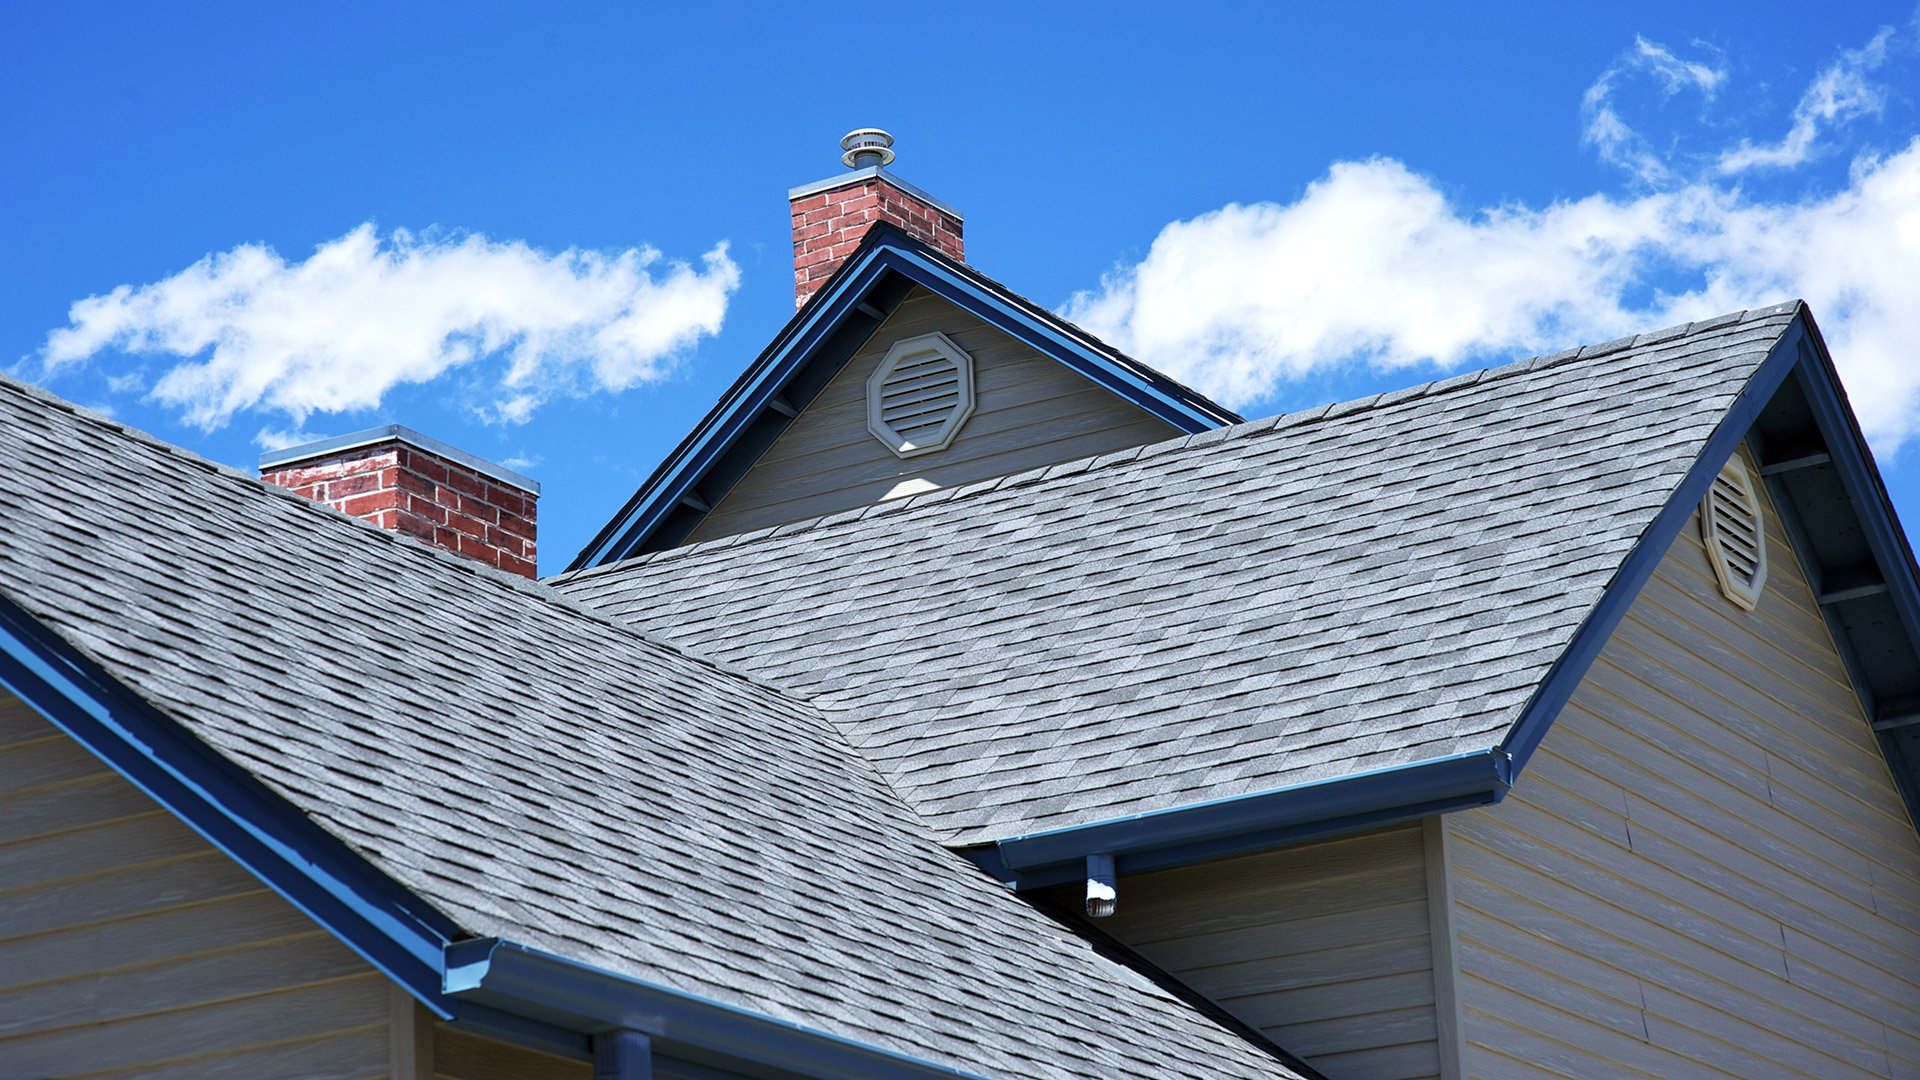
[458,492,499,524]
[456,533,492,562]
[330,472,381,497]
[499,514,535,541]
[447,513,488,540]
[789,193,827,213]
[340,491,400,518]
[403,495,449,525]
[443,469,487,500]
[394,509,437,540]
[497,552,537,579]
[395,469,437,497]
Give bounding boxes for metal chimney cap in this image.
[841,128,896,169]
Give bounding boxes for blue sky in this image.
[4,2,1918,572]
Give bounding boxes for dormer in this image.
[569,132,1240,569]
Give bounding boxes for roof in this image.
[0,375,1315,1080]
[569,223,1243,568]
[553,305,1812,857]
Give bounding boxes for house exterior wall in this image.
[429,1026,588,1079]
[0,691,395,1078]
[1445,454,1920,1078]
[1067,824,1446,1080]
[684,287,1182,544]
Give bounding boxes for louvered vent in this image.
[867,332,977,458]
[1701,457,1768,610]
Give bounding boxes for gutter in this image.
[970,748,1512,891]
[0,590,460,1013]
[969,311,1814,893]
[444,938,994,1080]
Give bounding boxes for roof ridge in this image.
[872,222,1245,423]
[0,372,812,707]
[557,301,1802,581]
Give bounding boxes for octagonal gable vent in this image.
[867,332,976,458]
[1701,457,1768,610]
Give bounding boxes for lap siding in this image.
[0,692,393,1079]
[1065,824,1445,1080]
[1449,478,1920,1079]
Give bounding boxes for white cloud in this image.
[1063,139,1920,448]
[1066,25,1920,452]
[1581,36,1728,185]
[43,224,741,431]
[1719,28,1894,173]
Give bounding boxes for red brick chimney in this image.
[260,426,539,579]
[790,129,963,309]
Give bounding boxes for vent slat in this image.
[1701,459,1767,610]
[880,381,962,411]
[867,333,975,458]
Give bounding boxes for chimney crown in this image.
[260,425,539,579]
[790,129,962,308]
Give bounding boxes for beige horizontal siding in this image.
[685,287,1181,543]
[0,692,393,1079]
[1068,824,1443,1080]
[1449,450,1920,1079]
[432,1026,588,1080]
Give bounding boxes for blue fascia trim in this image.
[570,255,900,569]
[864,246,1235,432]
[975,314,1815,888]
[1499,317,1810,770]
[981,748,1511,888]
[0,592,460,1016]
[572,235,1237,569]
[445,938,995,1080]
[1793,343,1920,654]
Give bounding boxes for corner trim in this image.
[0,591,460,1016]
[446,938,994,1080]
[1423,816,1467,1080]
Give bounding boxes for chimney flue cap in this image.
[841,128,896,169]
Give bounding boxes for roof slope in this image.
[571,223,1242,568]
[0,376,1311,1080]
[556,305,1801,847]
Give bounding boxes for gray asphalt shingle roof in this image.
[555,304,1800,847]
[0,375,1312,1080]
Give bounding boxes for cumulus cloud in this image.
[1065,27,1920,451]
[1719,28,1894,173]
[43,224,740,432]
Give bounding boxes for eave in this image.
[966,306,1920,890]
[567,224,1241,571]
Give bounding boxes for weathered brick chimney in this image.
[260,426,539,578]
[790,129,963,308]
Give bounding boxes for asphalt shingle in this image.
[556,306,1799,847]
[0,377,1312,1080]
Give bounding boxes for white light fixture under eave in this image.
[867,332,976,458]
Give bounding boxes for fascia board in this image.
[865,246,1237,432]
[1499,317,1810,771]
[568,231,1238,571]
[0,592,460,1016]
[565,254,899,571]
[445,938,994,1080]
[1789,331,1920,827]
[977,315,1813,889]
[1793,343,1920,655]
[980,748,1512,890]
